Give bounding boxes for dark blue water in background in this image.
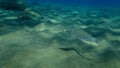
[25,0,120,8]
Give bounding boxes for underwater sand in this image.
[0,5,120,68]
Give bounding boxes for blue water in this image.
[26,0,120,8]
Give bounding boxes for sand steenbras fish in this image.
[70,24,98,47]
[59,24,99,60]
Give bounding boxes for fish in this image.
[59,24,99,60]
[70,25,98,46]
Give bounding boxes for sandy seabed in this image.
[0,5,120,68]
